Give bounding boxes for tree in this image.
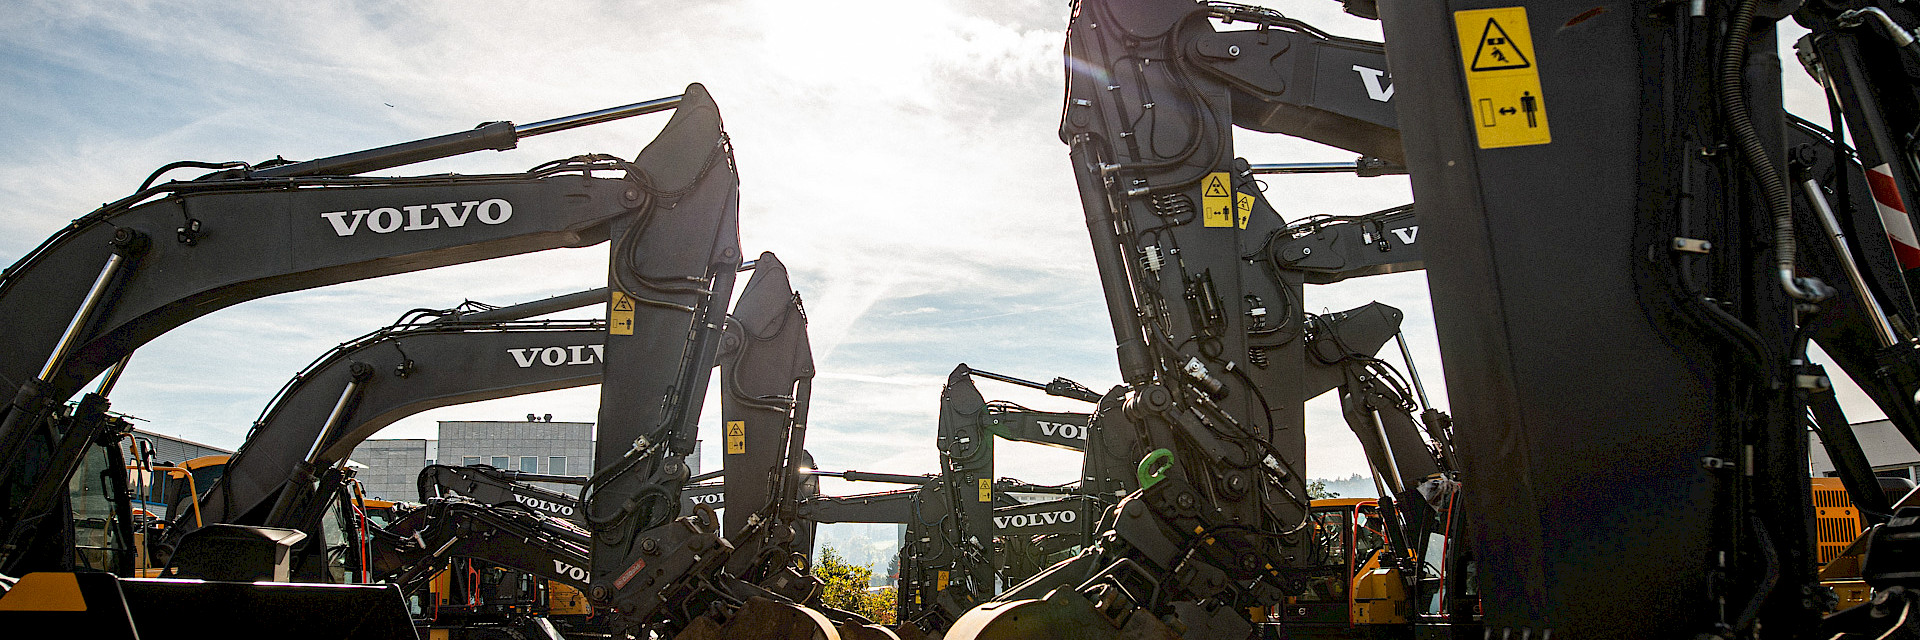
[1307,478,1340,500]
[813,545,896,624]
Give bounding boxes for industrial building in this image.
[351,416,701,502]
[1810,419,1920,480]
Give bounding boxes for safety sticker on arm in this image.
[1455,7,1550,148]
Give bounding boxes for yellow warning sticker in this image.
[1455,7,1550,148]
[725,420,745,454]
[937,570,949,590]
[610,291,636,336]
[1234,192,1254,230]
[977,478,992,502]
[1202,172,1234,228]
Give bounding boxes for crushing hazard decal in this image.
[1201,172,1254,229]
[609,291,636,336]
[1454,7,1550,148]
[726,420,746,454]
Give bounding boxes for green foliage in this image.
[813,545,896,624]
[1307,478,1339,500]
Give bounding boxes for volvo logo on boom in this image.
[1037,421,1086,440]
[508,345,605,368]
[320,199,514,237]
[994,509,1078,529]
[553,559,589,582]
[687,493,723,506]
[513,494,574,517]
[1353,65,1395,102]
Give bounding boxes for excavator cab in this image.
[1277,490,1470,636]
[1289,499,1384,625]
[69,437,137,576]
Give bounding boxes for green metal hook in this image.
[1137,448,1174,490]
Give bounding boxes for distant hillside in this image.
[1314,474,1379,499]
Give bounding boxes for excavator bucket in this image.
[834,622,902,640]
[673,596,838,640]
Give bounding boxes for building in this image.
[349,416,702,502]
[352,439,435,503]
[435,418,595,496]
[1810,418,1920,480]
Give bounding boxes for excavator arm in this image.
[369,497,593,596]
[418,464,586,523]
[0,83,735,578]
[192,317,606,539]
[583,252,839,639]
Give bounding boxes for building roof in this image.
[131,428,234,455]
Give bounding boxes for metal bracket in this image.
[1672,238,1712,254]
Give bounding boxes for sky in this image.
[0,1,1868,513]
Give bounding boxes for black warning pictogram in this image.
[1203,174,1231,197]
[612,296,635,312]
[1469,17,1531,71]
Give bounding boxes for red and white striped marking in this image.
[1867,163,1920,270]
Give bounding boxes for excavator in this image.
[0,83,755,637]
[169,292,613,574]
[948,0,1920,638]
[895,364,1102,631]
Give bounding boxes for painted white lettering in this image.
[434,201,478,227]
[995,510,1076,529]
[1037,421,1086,440]
[589,344,606,361]
[322,199,510,236]
[476,198,513,225]
[1354,65,1395,102]
[540,347,566,366]
[1391,226,1419,244]
[403,204,440,231]
[552,559,588,581]
[320,210,369,237]
[568,345,594,365]
[366,207,403,234]
[508,349,539,368]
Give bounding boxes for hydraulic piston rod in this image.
[801,469,936,485]
[254,94,685,178]
[1247,157,1407,176]
[1803,178,1901,347]
[965,367,1102,403]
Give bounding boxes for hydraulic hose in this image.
[1719,0,1827,301]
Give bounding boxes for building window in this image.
[491,456,509,469]
[520,456,537,473]
[550,457,567,476]
[462,456,481,467]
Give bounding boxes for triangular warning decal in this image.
[612,296,635,312]
[1469,18,1530,71]
[1203,174,1231,197]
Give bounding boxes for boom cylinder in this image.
[253,94,684,178]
